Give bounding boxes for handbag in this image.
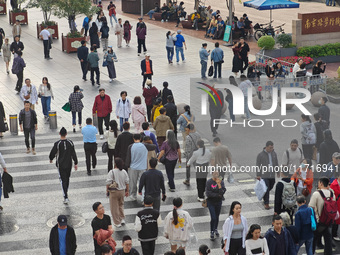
[102,60,108,67]
[227,173,235,184]
[4,122,8,132]
[208,65,213,77]
[62,102,71,112]
[302,187,310,197]
[310,207,317,231]
[38,93,42,98]
[87,61,91,71]
[108,170,119,193]
[160,147,170,164]
[102,141,108,153]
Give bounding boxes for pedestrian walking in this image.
[225,76,237,121]
[69,85,84,133]
[239,75,252,120]
[210,137,233,179]
[12,20,21,40]
[141,122,159,153]
[211,42,224,78]
[175,30,186,64]
[106,157,129,227]
[164,197,194,253]
[38,77,53,120]
[100,22,110,52]
[153,107,174,147]
[39,25,52,59]
[88,46,100,86]
[139,158,166,212]
[222,201,248,255]
[177,105,194,146]
[166,31,176,64]
[135,195,160,255]
[151,97,163,124]
[319,129,339,166]
[105,120,119,172]
[115,18,124,48]
[125,133,148,201]
[81,118,98,176]
[232,41,242,76]
[206,170,226,240]
[90,22,100,48]
[2,38,11,74]
[19,101,38,155]
[10,35,24,56]
[108,1,117,26]
[239,38,250,73]
[142,137,157,170]
[281,139,303,175]
[20,78,38,110]
[91,202,114,255]
[105,46,117,82]
[113,235,139,255]
[82,16,92,37]
[77,40,89,81]
[199,43,210,78]
[114,122,134,163]
[158,130,181,192]
[187,140,211,201]
[158,81,173,106]
[0,27,4,56]
[116,91,131,132]
[300,114,316,160]
[123,20,132,47]
[256,141,278,210]
[143,80,159,122]
[12,51,25,93]
[93,88,112,139]
[49,215,77,255]
[245,224,269,255]
[0,101,6,138]
[49,128,78,204]
[131,96,147,132]
[330,174,340,241]
[141,54,153,88]
[318,96,330,129]
[0,152,8,210]
[136,18,147,56]
[164,95,177,137]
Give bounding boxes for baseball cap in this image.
[57,215,67,226]
[145,53,150,57]
[177,30,182,33]
[332,152,340,158]
[138,17,143,20]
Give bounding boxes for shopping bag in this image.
[254,179,267,201]
[62,102,71,112]
[227,173,234,184]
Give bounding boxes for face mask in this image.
[318,100,322,104]
[301,163,306,168]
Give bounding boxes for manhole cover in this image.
[0,214,19,235]
[47,214,85,228]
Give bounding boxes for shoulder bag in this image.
[181,113,193,125]
[160,145,170,164]
[102,132,109,153]
[108,170,119,193]
[136,108,147,122]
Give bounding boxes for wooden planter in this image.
[0,3,7,15]
[61,33,85,53]
[37,23,59,39]
[9,10,28,25]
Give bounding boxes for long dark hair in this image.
[109,120,118,137]
[172,197,182,226]
[166,130,177,150]
[197,139,205,156]
[166,31,171,39]
[229,201,241,215]
[42,77,51,90]
[184,105,191,116]
[301,114,311,123]
[246,224,261,240]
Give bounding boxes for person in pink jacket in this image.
[131,96,147,132]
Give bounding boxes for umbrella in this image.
[243,0,299,27]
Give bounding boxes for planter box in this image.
[61,33,85,53]
[9,10,28,25]
[328,94,340,104]
[263,47,297,58]
[312,56,340,64]
[0,3,7,15]
[37,23,59,39]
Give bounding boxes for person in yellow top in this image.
[151,97,163,123]
[206,16,217,38]
[191,12,201,30]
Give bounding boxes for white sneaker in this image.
[64,198,69,204]
[166,19,168,22]
[100,135,104,139]
[114,224,122,228]
[197,197,204,202]
[177,62,180,65]
[109,79,113,83]
[182,59,186,63]
[161,19,164,23]
[121,219,126,225]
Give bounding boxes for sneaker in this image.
[182,59,186,63]
[169,188,176,192]
[264,204,270,210]
[114,224,122,228]
[177,62,180,65]
[7,70,9,74]
[333,236,340,241]
[109,79,113,83]
[138,53,141,56]
[161,19,164,22]
[63,198,69,204]
[215,229,220,237]
[210,231,215,241]
[97,84,100,87]
[79,125,82,129]
[87,171,91,176]
[73,128,76,133]
[32,149,36,155]
[26,148,31,154]
[197,197,204,202]
[183,180,190,186]
[121,219,126,225]
[100,135,104,139]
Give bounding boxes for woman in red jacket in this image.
[330,176,340,240]
[142,80,159,122]
[291,159,313,203]
[92,88,112,139]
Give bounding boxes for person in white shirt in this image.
[245,224,269,255]
[115,18,124,48]
[20,78,38,110]
[39,25,52,60]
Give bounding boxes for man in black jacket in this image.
[10,35,24,56]
[256,141,279,210]
[140,54,153,88]
[164,95,177,138]
[77,40,89,81]
[114,122,134,164]
[19,101,37,155]
[49,127,78,204]
[159,82,173,106]
[318,97,330,129]
[319,129,339,166]
[49,215,77,255]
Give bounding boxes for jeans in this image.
[213,62,222,78]
[58,168,71,199]
[227,98,235,121]
[141,240,156,255]
[80,60,88,79]
[41,96,51,117]
[165,158,177,189]
[244,96,250,119]
[119,117,129,132]
[97,114,110,135]
[200,60,207,78]
[16,70,23,92]
[110,14,117,26]
[84,143,97,173]
[263,178,275,205]
[72,111,82,126]
[297,237,313,255]
[207,27,216,35]
[138,39,147,54]
[90,67,100,85]
[146,105,153,122]
[147,10,155,19]
[313,225,332,255]
[207,201,222,232]
[175,46,185,62]
[142,74,152,88]
[24,128,35,149]
[43,40,50,58]
[166,46,174,63]
[326,0,334,5]
[107,148,115,171]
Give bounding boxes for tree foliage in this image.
[26,0,56,24]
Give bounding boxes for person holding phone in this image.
[199,43,210,78]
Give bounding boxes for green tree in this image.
[26,0,56,25]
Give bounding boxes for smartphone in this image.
[80,89,84,92]
[218,176,223,181]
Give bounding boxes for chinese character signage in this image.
[299,12,340,35]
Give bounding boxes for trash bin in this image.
[49,111,57,129]
[9,114,18,135]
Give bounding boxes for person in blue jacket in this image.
[265,215,297,255]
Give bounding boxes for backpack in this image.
[11,58,20,74]
[305,124,316,144]
[280,180,296,209]
[318,190,338,226]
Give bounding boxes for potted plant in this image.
[0,0,7,15]
[9,0,28,25]
[54,0,97,53]
[26,0,59,39]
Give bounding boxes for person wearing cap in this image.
[141,54,153,88]
[88,46,100,86]
[49,215,77,255]
[318,96,330,129]
[69,85,84,132]
[77,40,89,81]
[93,88,112,139]
[136,19,147,56]
[135,195,161,255]
[82,118,98,175]
[49,127,78,204]
[12,20,21,41]
[39,25,52,60]
[199,43,210,79]
[174,30,186,64]
[115,18,124,48]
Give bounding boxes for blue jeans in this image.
[213,62,222,78]
[119,117,129,131]
[200,60,207,78]
[110,14,117,26]
[297,238,313,255]
[72,111,82,126]
[175,46,184,62]
[147,10,155,19]
[41,96,51,117]
[326,0,334,5]
[227,98,235,121]
[244,96,250,119]
[207,201,222,232]
[166,46,174,62]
